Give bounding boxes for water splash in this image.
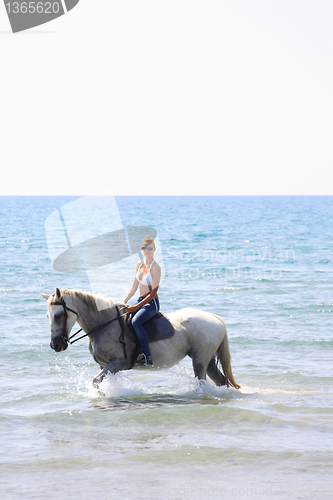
[77,363,238,402]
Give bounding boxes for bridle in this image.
[49,299,81,345]
[49,298,128,347]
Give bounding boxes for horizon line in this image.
[0,194,333,197]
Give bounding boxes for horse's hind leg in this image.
[207,357,227,387]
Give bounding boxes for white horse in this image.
[40,287,240,389]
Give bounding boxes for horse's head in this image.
[40,287,78,352]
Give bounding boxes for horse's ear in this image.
[39,292,50,300]
[56,287,61,299]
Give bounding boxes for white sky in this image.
[1,0,333,195]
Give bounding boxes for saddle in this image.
[124,311,175,344]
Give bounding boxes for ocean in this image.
[0,195,332,500]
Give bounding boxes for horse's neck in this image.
[68,293,116,333]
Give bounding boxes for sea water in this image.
[0,196,332,500]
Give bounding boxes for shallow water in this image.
[1,196,332,499]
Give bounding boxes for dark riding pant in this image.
[132,296,160,358]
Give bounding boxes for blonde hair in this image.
[141,236,155,248]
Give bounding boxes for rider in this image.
[123,236,161,366]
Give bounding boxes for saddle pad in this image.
[125,312,175,343]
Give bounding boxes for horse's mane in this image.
[59,289,117,318]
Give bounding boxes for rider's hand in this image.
[126,304,138,314]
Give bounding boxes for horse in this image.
[40,287,241,389]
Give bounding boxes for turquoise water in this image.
[0,196,332,499]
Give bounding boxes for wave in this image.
[215,286,256,291]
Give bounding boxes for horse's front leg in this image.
[92,358,126,386]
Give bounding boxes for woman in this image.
[123,236,161,366]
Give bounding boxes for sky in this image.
[1,0,333,196]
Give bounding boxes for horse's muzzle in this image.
[50,337,68,352]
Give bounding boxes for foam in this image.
[78,364,237,400]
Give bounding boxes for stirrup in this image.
[136,353,153,366]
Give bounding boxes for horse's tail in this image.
[214,315,241,390]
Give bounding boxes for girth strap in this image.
[116,305,128,360]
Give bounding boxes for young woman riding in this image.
[123,236,161,366]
